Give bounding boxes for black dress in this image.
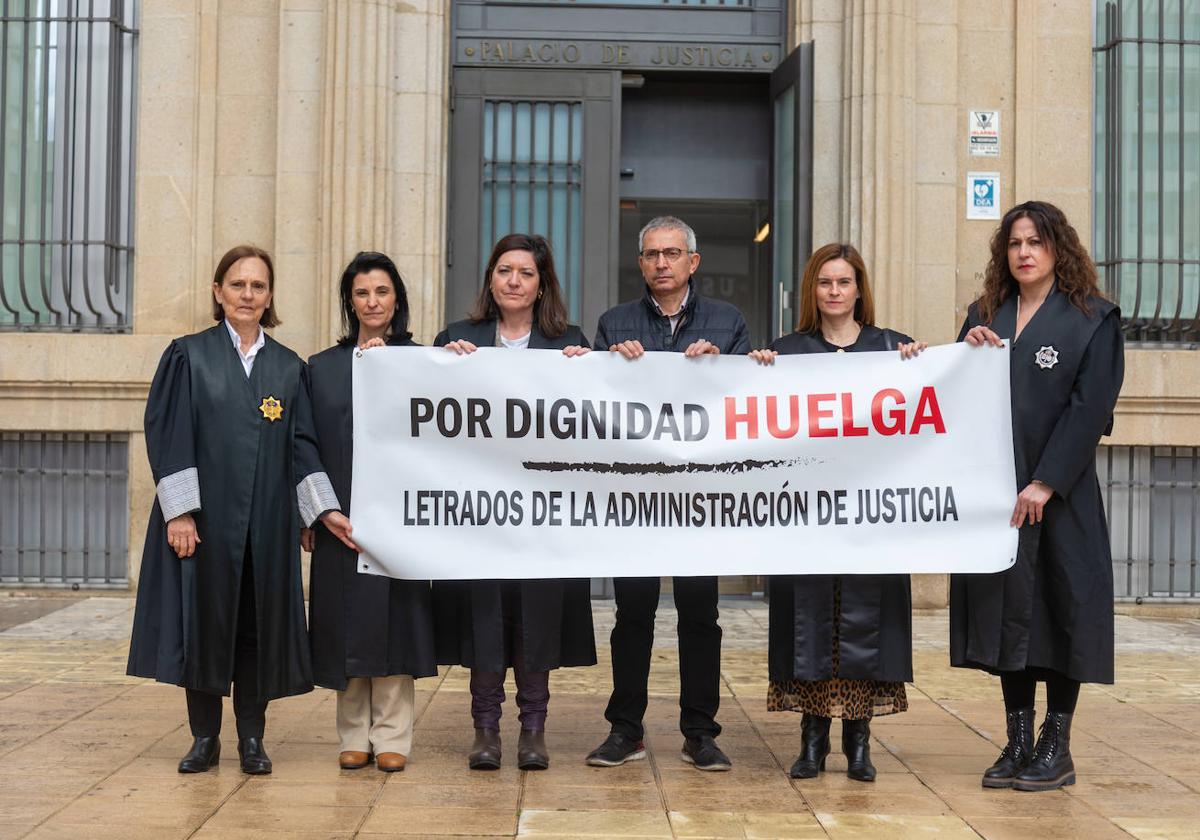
[430,318,597,673]
[127,325,313,702]
[765,325,913,719]
[951,288,1124,684]
[298,338,439,690]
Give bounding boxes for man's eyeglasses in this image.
[639,248,689,262]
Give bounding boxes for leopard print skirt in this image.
[767,579,908,719]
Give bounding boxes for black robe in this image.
[430,318,597,672]
[127,324,313,701]
[950,288,1124,684]
[765,325,915,683]
[298,339,439,690]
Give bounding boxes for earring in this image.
[537,290,544,300]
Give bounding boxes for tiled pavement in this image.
[1,595,1198,839]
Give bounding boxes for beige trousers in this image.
[336,675,415,755]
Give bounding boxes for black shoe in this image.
[517,729,549,771]
[842,719,876,782]
[681,735,732,772]
[982,708,1035,789]
[237,737,272,775]
[585,732,646,767]
[788,714,831,779]
[1013,711,1075,791]
[468,728,502,770]
[178,736,220,773]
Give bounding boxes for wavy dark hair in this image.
[211,244,280,328]
[795,242,875,333]
[336,251,412,347]
[976,200,1102,324]
[468,233,569,338]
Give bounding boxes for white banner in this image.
[350,343,1017,579]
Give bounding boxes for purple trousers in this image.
[469,585,549,731]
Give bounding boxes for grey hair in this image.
[637,216,698,253]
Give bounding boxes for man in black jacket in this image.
[585,216,750,772]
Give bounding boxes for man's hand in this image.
[609,340,645,359]
[167,513,200,558]
[684,339,719,358]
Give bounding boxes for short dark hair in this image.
[211,244,280,328]
[468,233,569,338]
[336,251,412,347]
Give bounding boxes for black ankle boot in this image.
[1013,711,1075,791]
[981,708,1035,788]
[517,729,549,771]
[788,714,831,779]
[178,736,220,773]
[468,728,502,770]
[237,737,272,775]
[841,718,875,782]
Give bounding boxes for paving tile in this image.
[359,805,517,835]
[202,802,369,834]
[518,809,672,837]
[814,812,980,838]
[965,815,1134,839]
[375,781,521,809]
[1110,817,1200,839]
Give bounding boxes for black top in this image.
[593,279,751,354]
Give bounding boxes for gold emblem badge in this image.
[259,395,283,422]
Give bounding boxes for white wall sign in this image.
[969,109,1000,157]
[350,344,1018,580]
[967,172,1001,220]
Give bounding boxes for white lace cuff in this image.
[157,468,201,522]
[297,471,341,527]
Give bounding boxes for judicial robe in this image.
[298,339,438,690]
[950,287,1124,684]
[430,318,597,672]
[766,325,914,683]
[127,324,313,701]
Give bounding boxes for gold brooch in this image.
[259,395,283,422]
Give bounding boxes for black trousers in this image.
[604,576,722,741]
[186,551,268,739]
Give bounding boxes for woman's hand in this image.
[964,325,1004,347]
[300,527,315,552]
[1011,480,1054,527]
[359,337,386,350]
[562,345,590,357]
[609,340,645,359]
[684,339,719,357]
[167,513,200,558]
[748,349,777,366]
[443,339,478,355]
[898,341,928,360]
[320,510,360,552]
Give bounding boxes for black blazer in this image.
[434,318,588,351]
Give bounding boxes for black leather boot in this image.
[237,737,272,775]
[178,736,220,773]
[841,718,876,782]
[1013,711,1075,791]
[517,729,549,771]
[468,728,502,770]
[981,708,1035,788]
[788,714,831,779]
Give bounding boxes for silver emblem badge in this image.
[1034,345,1059,370]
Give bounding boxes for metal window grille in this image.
[0,0,138,332]
[0,432,129,587]
[1100,445,1200,601]
[481,99,583,321]
[1094,0,1200,345]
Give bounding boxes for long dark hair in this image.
[211,244,280,328]
[336,251,412,347]
[795,242,875,333]
[977,200,1102,324]
[468,233,569,339]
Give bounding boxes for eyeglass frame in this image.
[638,247,693,262]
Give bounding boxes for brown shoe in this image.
[517,729,549,770]
[339,750,372,769]
[468,728,502,770]
[377,752,407,772]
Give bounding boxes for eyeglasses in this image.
[639,248,689,262]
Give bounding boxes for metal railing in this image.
[1101,445,1200,601]
[0,0,138,332]
[1093,0,1200,345]
[0,432,129,587]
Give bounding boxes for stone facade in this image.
[1,0,1195,598]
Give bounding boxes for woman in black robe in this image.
[295,252,437,773]
[953,201,1124,792]
[749,242,926,783]
[127,244,314,775]
[433,233,597,771]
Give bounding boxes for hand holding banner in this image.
[350,343,1017,579]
